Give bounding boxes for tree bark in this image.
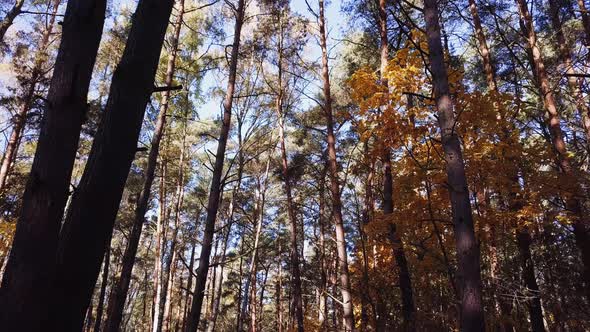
[49,0,174,328]
[318,1,355,330]
[0,0,106,328]
[423,0,486,330]
[515,0,590,304]
[184,1,245,330]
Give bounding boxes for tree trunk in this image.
[184,1,245,330]
[162,108,189,332]
[577,0,590,46]
[423,0,486,330]
[318,1,355,330]
[376,1,416,329]
[318,167,329,330]
[516,0,590,303]
[49,0,174,328]
[0,0,106,328]
[467,0,497,91]
[93,237,112,332]
[516,229,545,332]
[153,160,169,332]
[206,224,231,332]
[274,27,304,329]
[0,0,25,44]
[103,1,183,329]
[181,242,197,332]
[276,241,283,332]
[244,156,272,332]
[548,0,590,145]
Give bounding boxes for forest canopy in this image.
[0,0,588,331]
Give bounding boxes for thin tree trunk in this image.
[0,0,60,193]
[184,1,245,330]
[0,0,106,328]
[0,0,25,43]
[318,167,329,330]
[181,242,196,332]
[50,0,175,328]
[274,27,304,329]
[94,237,112,332]
[423,0,485,330]
[548,0,590,144]
[577,0,590,46]
[103,1,183,329]
[245,157,272,332]
[467,0,497,91]
[276,240,283,332]
[162,108,189,332]
[153,160,169,332]
[206,224,231,332]
[516,0,590,304]
[318,1,354,330]
[516,229,545,332]
[162,249,178,332]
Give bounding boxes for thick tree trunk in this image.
[103,2,183,330]
[0,0,60,193]
[49,0,174,329]
[0,0,106,328]
[516,0,590,303]
[318,1,354,330]
[184,1,245,330]
[423,0,486,330]
[0,0,25,44]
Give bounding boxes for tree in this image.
[184,1,246,330]
[423,0,485,330]
[0,0,107,329]
[48,0,175,328]
[104,1,186,329]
